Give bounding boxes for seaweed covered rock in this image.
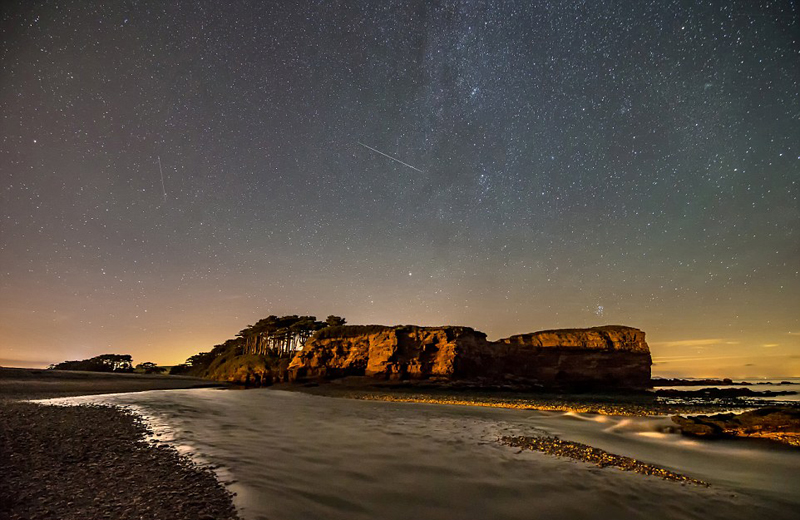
[673,407,800,446]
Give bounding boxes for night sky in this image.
[2,1,798,377]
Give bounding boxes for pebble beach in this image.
[0,368,239,520]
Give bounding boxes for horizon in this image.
[2,317,798,379]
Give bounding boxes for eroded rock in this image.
[673,407,800,446]
[288,324,652,389]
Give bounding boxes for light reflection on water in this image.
[41,389,800,520]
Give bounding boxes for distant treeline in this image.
[49,354,165,374]
[49,314,345,383]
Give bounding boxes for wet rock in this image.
[673,407,800,446]
[499,435,707,485]
[653,377,751,387]
[657,388,797,398]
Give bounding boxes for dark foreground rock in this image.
[653,378,752,387]
[281,376,748,416]
[656,388,797,399]
[499,435,706,485]
[653,378,793,387]
[672,407,800,447]
[0,402,239,520]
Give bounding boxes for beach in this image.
[39,387,800,520]
[0,367,226,400]
[3,369,799,520]
[0,368,239,520]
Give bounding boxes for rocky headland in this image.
[288,324,652,389]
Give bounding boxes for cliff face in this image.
[497,326,648,352]
[287,325,487,381]
[288,325,652,388]
[485,326,652,388]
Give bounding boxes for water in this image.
[654,377,800,403]
[43,389,800,520]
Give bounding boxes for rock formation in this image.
[288,324,652,388]
[484,326,652,388]
[673,408,800,446]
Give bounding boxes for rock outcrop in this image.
[287,325,487,381]
[288,324,652,389]
[484,326,652,388]
[673,408,800,446]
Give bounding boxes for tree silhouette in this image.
[50,354,133,372]
[235,314,340,356]
[175,313,348,383]
[326,315,346,327]
[136,362,165,374]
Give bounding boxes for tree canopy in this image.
[49,354,134,372]
[135,362,166,374]
[179,313,347,378]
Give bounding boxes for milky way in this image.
[1,1,798,376]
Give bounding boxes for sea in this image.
[653,377,800,404]
[42,387,800,520]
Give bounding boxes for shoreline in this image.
[0,367,229,401]
[3,369,798,519]
[0,369,240,520]
[0,401,240,520]
[275,378,800,449]
[274,377,797,417]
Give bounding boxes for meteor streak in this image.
[357,142,424,173]
[157,156,167,201]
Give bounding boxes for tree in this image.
[237,314,330,356]
[325,315,346,327]
[136,362,165,374]
[50,354,133,372]
[169,364,190,375]
[96,354,134,372]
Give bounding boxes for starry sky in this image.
[1,1,798,377]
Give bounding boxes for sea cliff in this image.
[288,325,652,389]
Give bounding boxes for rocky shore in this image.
[282,377,770,416]
[656,387,797,399]
[285,378,800,447]
[673,408,800,447]
[653,378,793,387]
[0,369,239,520]
[499,435,707,485]
[0,400,240,520]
